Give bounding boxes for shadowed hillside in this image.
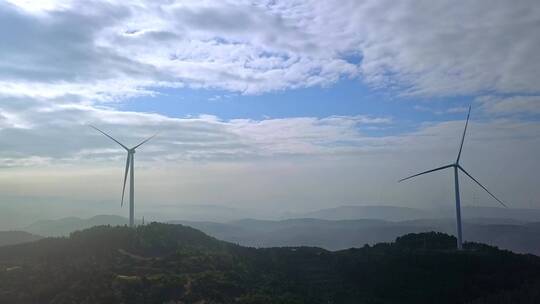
[1,223,540,303]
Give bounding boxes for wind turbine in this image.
[90,125,157,228]
[399,106,507,250]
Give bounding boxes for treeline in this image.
[0,224,539,303]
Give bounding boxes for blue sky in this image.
[119,78,476,137]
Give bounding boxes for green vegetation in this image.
[0,223,539,303]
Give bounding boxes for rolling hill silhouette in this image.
[0,223,539,303]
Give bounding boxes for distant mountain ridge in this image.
[295,205,431,221]
[174,217,540,255]
[20,206,540,255]
[24,214,133,237]
[0,231,42,247]
[292,205,540,222]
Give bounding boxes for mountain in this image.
[172,218,417,249]
[24,215,540,255]
[462,206,540,222]
[23,215,133,237]
[0,231,42,247]
[294,205,432,221]
[0,223,539,303]
[154,204,245,222]
[293,205,540,222]
[173,218,540,255]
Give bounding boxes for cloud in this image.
[0,100,538,223]
[2,0,537,100]
[1,96,538,183]
[477,95,540,115]
[352,0,540,97]
[5,95,535,174]
[0,97,393,165]
[0,0,539,223]
[0,0,358,99]
[414,105,470,115]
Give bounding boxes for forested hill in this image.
[1,223,539,303]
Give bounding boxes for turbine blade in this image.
[456,105,472,163]
[132,132,158,150]
[121,153,131,207]
[398,164,454,182]
[90,125,129,150]
[458,165,508,208]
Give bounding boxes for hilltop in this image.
[0,223,539,303]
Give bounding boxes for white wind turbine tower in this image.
[399,106,507,250]
[91,125,157,228]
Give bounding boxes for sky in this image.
[0,0,539,228]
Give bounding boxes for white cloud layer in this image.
[0,97,393,164]
[1,0,539,99]
[477,95,540,115]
